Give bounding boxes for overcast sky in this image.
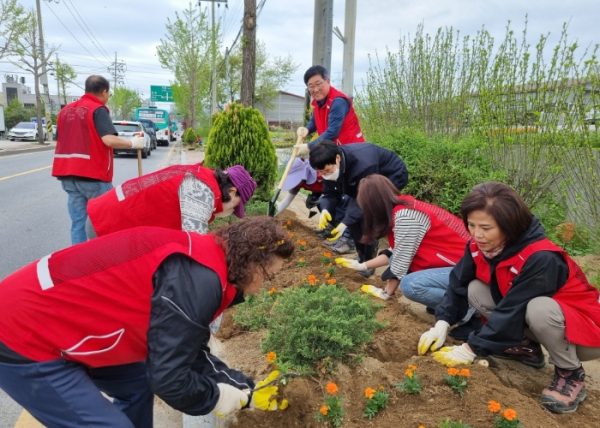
[2,0,597,106]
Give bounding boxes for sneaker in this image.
[361,285,393,300]
[541,366,586,413]
[331,237,356,255]
[492,340,546,369]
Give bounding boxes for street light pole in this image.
[35,0,52,118]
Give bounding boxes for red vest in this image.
[312,86,365,145]
[299,172,324,193]
[52,93,113,182]
[387,196,469,272]
[88,164,223,237]
[0,227,237,367]
[470,239,600,347]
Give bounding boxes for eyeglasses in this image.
[307,80,326,91]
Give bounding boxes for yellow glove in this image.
[326,223,347,241]
[318,210,332,230]
[336,257,367,271]
[432,343,476,367]
[250,371,289,411]
[417,320,450,355]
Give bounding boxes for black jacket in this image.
[435,216,569,356]
[147,253,253,415]
[320,143,408,226]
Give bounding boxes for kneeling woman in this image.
[418,182,600,414]
[0,216,293,428]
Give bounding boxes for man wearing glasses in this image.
[52,75,145,245]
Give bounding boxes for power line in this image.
[62,0,112,62]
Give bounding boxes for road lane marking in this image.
[0,165,52,182]
[14,410,43,427]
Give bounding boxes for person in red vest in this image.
[0,216,293,427]
[86,164,257,239]
[418,182,600,414]
[52,75,146,245]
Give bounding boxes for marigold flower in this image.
[323,252,331,258]
[447,367,460,376]
[327,278,337,285]
[287,221,292,226]
[503,408,517,421]
[268,288,276,295]
[488,400,501,413]
[326,382,338,394]
[405,369,414,378]
[379,385,384,390]
[418,426,426,428]
[266,352,277,363]
[459,368,471,377]
[328,262,333,266]
[299,258,305,262]
[408,364,417,370]
[308,274,316,281]
[289,233,294,238]
[325,273,330,278]
[365,387,376,399]
[319,405,328,415]
[296,239,301,244]
[301,241,306,246]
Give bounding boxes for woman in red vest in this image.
[0,216,293,428]
[418,182,600,414]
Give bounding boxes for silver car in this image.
[8,122,47,141]
[112,121,152,158]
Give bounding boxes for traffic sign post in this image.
[150,86,174,102]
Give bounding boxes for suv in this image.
[137,119,158,150]
[112,121,151,158]
[8,122,47,141]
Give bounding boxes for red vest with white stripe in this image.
[387,196,469,272]
[470,238,600,347]
[0,227,237,367]
[312,86,365,145]
[87,164,223,237]
[52,93,113,182]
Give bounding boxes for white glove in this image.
[418,320,450,355]
[213,383,249,418]
[294,143,310,156]
[276,192,297,216]
[335,257,367,271]
[318,209,332,230]
[296,127,309,138]
[327,223,347,241]
[131,136,145,149]
[432,343,477,367]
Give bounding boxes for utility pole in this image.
[55,53,61,109]
[241,0,256,107]
[333,0,357,98]
[35,0,51,118]
[312,0,333,72]
[225,46,230,103]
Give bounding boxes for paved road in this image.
[0,144,180,427]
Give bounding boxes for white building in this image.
[2,76,79,113]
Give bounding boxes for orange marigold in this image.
[296,239,301,244]
[323,252,331,258]
[327,278,337,285]
[326,382,338,394]
[268,288,276,295]
[299,258,305,262]
[503,408,517,421]
[266,352,277,363]
[408,364,417,370]
[488,400,501,413]
[301,241,307,246]
[325,273,330,278]
[287,221,292,226]
[405,369,414,378]
[319,405,328,416]
[447,367,460,376]
[459,368,471,377]
[289,232,295,238]
[365,387,376,399]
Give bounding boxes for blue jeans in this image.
[61,178,113,245]
[0,359,153,428]
[400,267,454,310]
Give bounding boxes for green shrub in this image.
[182,128,197,145]
[261,285,386,374]
[232,288,278,331]
[204,102,278,201]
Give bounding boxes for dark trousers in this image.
[0,359,153,428]
[349,219,378,262]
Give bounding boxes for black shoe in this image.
[425,307,436,315]
[492,340,546,369]
[448,316,483,341]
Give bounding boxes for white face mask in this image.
[322,168,340,181]
[215,201,235,218]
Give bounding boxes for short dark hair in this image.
[214,169,235,202]
[85,75,110,95]
[304,65,329,85]
[460,182,533,244]
[358,175,410,243]
[308,140,341,170]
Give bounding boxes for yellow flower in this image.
[379,385,384,390]
[405,369,414,378]
[408,364,417,370]
[268,288,276,295]
[266,352,277,363]
[365,387,376,399]
[503,408,517,421]
[319,405,328,415]
[326,382,338,394]
[488,400,501,413]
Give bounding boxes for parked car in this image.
[112,121,151,158]
[8,122,47,142]
[137,119,158,150]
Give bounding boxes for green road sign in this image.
[150,85,174,102]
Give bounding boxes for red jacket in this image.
[52,93,113,182]
[312,86,365,145]
[88,164,223,237]
[0,227,237,367]
[471,239,600,347]
[387,196,470,272]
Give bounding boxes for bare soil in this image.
[216,210,600,428]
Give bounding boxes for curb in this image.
[0,144,55,157]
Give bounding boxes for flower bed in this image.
[216,211,600,428]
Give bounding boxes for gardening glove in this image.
[250,370,289,411]
[432,343,476,367]
[131,136,145,149]
[293,143,310,156]
[360,285,393,300]
[213,383,249,418]
[296,127,309,138]
[335,257,367,271]
[418,320,450,355]
[318,209,332,230]
[326,222,347,241]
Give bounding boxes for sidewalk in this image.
[0,139,56,157]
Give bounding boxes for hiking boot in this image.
[492,340,546,369]
[448,316,483,341]
[361,285,394,300]
[541,366,586,413]
[331,237,356,255]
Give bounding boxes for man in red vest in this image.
[52,75,145,245]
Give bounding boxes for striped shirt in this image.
[389,208,431,280]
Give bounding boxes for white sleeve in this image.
[276,189,299,216]
[390,209,431,280]
[178,172,215,234]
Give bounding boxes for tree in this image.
[0,0,28,60]
[4,97,34,130]
[53,57,77,106]
[241,0,256,107]
[10,9,57,144]
[157,2,214,129]
[107,87,142,120]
